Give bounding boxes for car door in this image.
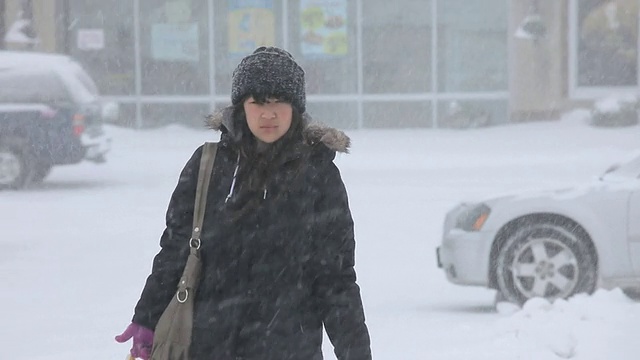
[608,155,640,274]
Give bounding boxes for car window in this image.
[71,63,99,96]
[0,68,72,104]
[54,62,99,104]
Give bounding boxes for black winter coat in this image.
[132,111,371,360]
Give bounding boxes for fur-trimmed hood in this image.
[205,107,350,153]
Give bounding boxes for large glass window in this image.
[363,101,432,128]
[288,0,357,94]
[214,0,283,98]
[142,103,211,127]
[67,0,135,95]
[577,0,638,87]
[140,0,210,95]
[362,0,431,94]
[437,99,508,128]
[437,0,508,92]
[306,101,358,128]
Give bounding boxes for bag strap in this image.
[190,142,218,247]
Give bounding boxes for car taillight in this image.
[73,113,86,136]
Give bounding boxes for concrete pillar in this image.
[508,0,568,121]
[32,0,57,51]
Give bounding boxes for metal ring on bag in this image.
[177,289,189,303]
[189,238,201,249]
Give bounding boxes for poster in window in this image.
[77,29,105,51]
[151,23,200,62]
[300,0,348,58]
[228,0,275,56]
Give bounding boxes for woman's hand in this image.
[115,323,154,360]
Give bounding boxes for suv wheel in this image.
[496,221,597,305]
[32,162,53,183]
[0,138,34,189]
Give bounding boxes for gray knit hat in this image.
[231,46,306,113]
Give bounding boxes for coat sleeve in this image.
[311,161,372,360]
[132,146,203,330]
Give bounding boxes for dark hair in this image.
[225,96,307,218]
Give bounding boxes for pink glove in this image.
[115,323,154,360]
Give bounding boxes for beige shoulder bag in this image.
[150,142,218,360]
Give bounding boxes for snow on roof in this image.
[0,51,99,103]
[0,51,76,70]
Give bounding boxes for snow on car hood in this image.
[477,176,638,206]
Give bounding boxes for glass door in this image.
[570,0,639,98]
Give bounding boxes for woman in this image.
[116,46,372,360]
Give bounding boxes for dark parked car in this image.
[0,51,112,189]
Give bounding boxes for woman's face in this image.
[243,96,293,143]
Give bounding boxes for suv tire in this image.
[32,162,52,183]
[0,137,35,190]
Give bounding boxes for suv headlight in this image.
[455,203,491,231]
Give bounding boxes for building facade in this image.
[1,0,638,129]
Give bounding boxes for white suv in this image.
[0,51,113,189]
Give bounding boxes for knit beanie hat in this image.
[231,46,306,113]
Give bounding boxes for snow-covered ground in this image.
[2,110,640,359]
